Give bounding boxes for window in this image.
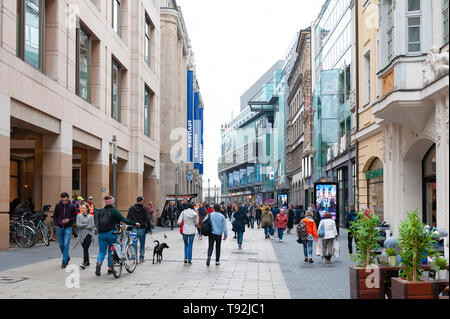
[443,0,449,43]
[144,86,151,137]
[407,0,421,53]
[363,51,371,105]
[387,0,394,61]
[112,0,121,36]
[76,26,91,101]
[145,15,151,65]
[112,59,121,121]
[17,0,44,70]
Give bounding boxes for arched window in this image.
[366,158,384,220]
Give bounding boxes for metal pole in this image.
[208,178,210,202]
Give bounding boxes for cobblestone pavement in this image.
[0,221,353,299]
[270,227,352,299]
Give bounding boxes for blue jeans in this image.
[249,217,255,228]
[264,226,270,237]
[57,227,72,265]
[278,228,284,240]
[236,232,244,245]
[132,228,147,261]
[183,234,195,262]
[303,240,314,258]
[97,230,117,267]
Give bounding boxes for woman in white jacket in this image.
[178,203,199,265]
[317,212,338,263]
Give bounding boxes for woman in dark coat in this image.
[287,204,295,233]
[232,205,249,249]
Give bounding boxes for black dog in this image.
[153,240,169,264]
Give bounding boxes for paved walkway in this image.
[0,220,353,299]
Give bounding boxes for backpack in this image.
[97,207,114,233]
[297,220,308,240]
[201,214,212,237]
[318,223,325,238]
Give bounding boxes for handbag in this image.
[201,214,212,236]
[333,239,340,259]
[318,224,325,238]
[316,242,322,256]
[179,212,184,235]
[269,226,275,236]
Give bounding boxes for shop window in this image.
[367,158,384,220]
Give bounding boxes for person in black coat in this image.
[287,204,295,233]
[232,205,249,249]
[168,201,177,230]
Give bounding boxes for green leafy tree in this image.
[348,209,382,267]
[397,210,437,282]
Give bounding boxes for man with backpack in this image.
[127,197,152,263]
[298,211,318,263]
[94,195,140,276]
[205,204,228,266]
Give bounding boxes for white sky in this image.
[176,0,324,188]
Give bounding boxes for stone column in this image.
[87,139,109,205]
[0,93,10,250]
[42,121,72,211]
[435,94,449,259]
[144,166,161,216]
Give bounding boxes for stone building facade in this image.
[0,0,161,250]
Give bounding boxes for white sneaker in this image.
[216,262,220,266]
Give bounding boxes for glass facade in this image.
[24,0,41,69]
[144,86,150,136]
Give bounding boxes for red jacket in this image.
[275,213,288,229]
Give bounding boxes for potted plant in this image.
[432,256,448,280]
[392,210,438,299]
[386,248,398,267]
[348,209,384,299]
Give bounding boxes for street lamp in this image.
[112,135,117,209]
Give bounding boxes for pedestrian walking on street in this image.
[346,204,357,255]
[168,201,177,231]
[177,203,199,265]
[231,204,249,249]
[95,196,139,276]
[299,211,318,263]
[271,205,280,238]
[317,212,338,264]
[287,204,295,234]
[127,197,152,263]
[53,192,77,268]
[87,196,97,216]
[248,204,256,229]
[261,207,274,239]
[206,204,228,266]
[231,204,238,239]
[256,205,262,228]
[76,203,95,269]
[197,202,206,239]
[275,209,288,242]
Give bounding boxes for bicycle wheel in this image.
[15,225,34,248]
[111,251,122,279]
[46,222,55,241]
[28,225,39,247]
[10,222,17,243]
[125,244,137,273]
[40,225,50,246]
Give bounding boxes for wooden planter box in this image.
[391,277,433,299]
[349,266,384,299]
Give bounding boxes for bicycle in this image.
[110,224,138,278]
[9,212,37,248]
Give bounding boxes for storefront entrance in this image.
[366,158,384,220]
[422,145,436,227]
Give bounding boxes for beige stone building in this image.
[287,28,313,207]
[0,0,161,250]
[159,0,203,209]
[353,0,384,217]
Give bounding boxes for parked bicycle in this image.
[110,224,138,278]
[9,206,51,247]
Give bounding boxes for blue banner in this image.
[187,70,194,162]
[233,171,239,187]
[194,92,200,168]
[247,166,254,184]
[228,172,233,189]
[255,164,261,183]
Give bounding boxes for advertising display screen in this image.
[314,183,338,221]
[228,173,233,189]
[278,194,288,209]
[233,171,239,187]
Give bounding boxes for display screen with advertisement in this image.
[277,194,288,209]
[314,183,338,221]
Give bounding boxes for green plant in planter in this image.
[348,209,382,267]
[397,210,438,282]
[432,255,448,271]
[386,248,397,257]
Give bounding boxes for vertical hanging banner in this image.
[199,106,204,175]
[187,70,194,163]
[193,92,200,169]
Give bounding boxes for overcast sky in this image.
[176,0,324,188]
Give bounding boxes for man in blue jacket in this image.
[206,204,228,266]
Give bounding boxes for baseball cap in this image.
[77,196,84,201]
